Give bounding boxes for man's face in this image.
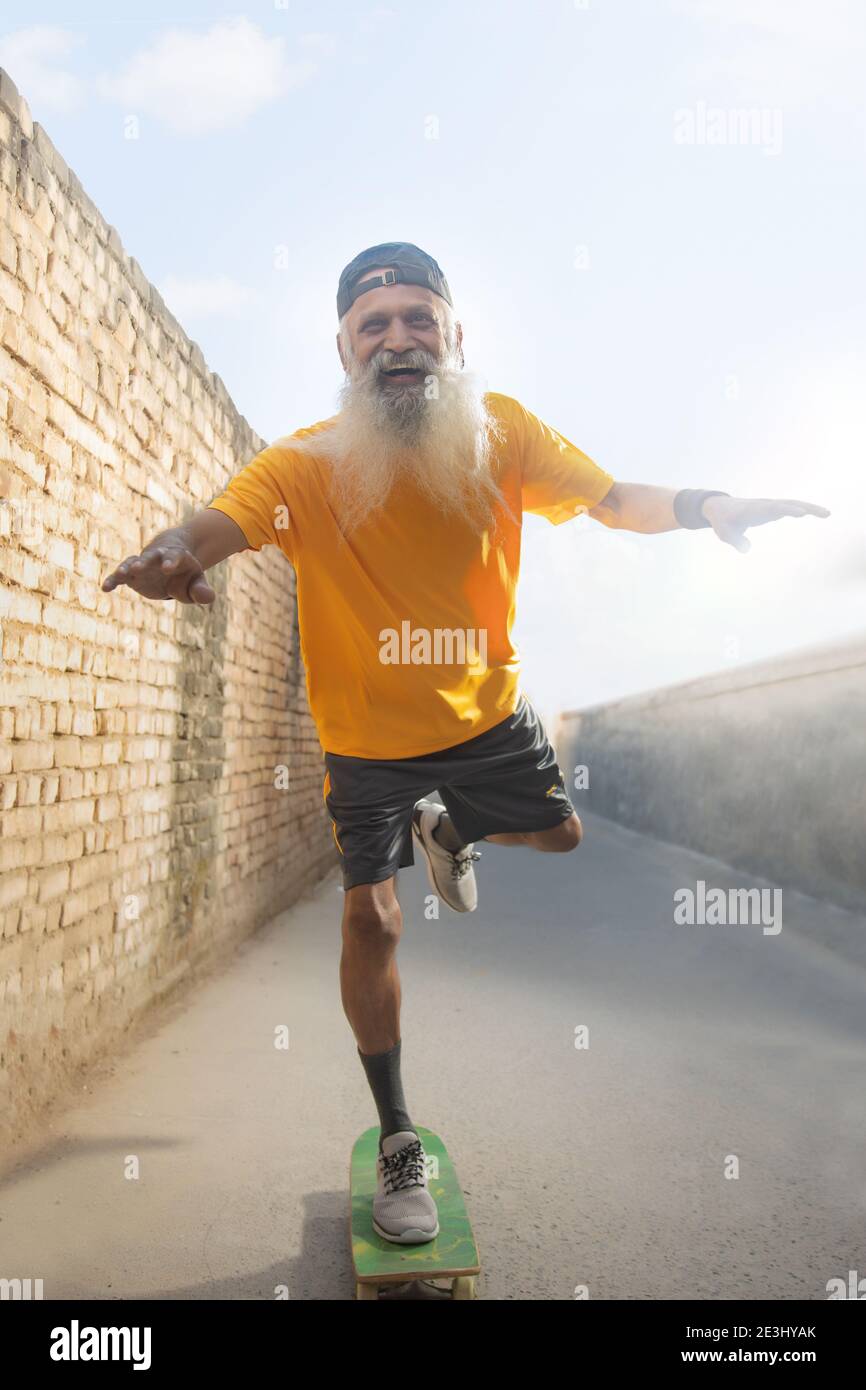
[293,265,502,534]
[337,271,461,386]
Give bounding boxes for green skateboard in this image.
[350,1124,481,1299]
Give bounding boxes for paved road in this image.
[2,812,864,1300]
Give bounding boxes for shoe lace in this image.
[382,1139,426,1193]
[451,849,482,880]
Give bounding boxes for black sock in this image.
[432,811,465,852]
[357,1040,415,1144]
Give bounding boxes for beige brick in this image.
[35,864,69,903]
[0,267,23,314]
[41,428,72,471]
[59,889,89,926]
[72,708,96,736]
[0,224,16,274]
[33,189,54,237]
[53,737,82,767]
[0,873,29,909]
[114,308,136,354]
[0,832,35,877]
[41,798,94,831]
[17,246,38,294]
[96,794,120,822]
[41,773,60,803]
[19,773,42,806]
[13,711,32,745]
[55,704,73,735]
[57,770,84,800]
[79,739,102,769]
[11,741,54,772]
[45,537,74,571]
[43,900,62,934]
[0,587,42,624]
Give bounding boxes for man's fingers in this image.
[727,498,832,534]
[131,547,163,570]
[103,545,199,595]
[765,503,821,519]
[103,548,168,589]
[714,523,750,554]
[751,499,830,524]
[776,499,830,517]
[791,503,830,518]
[727,533,751,554]
[163,557,213,604]
[102,556,142,590]
[187,573,216,605]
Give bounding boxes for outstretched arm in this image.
[101,506,249,605]
[588,482,830,552]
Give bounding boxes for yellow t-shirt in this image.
[207,392,614,758]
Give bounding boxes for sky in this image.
[2,0,865,723]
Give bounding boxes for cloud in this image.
[669,0,866,108]
[358,8,398,31]
[0,25,86,113]
[299,33,337,59]
[97,18,318,135]
[157,273,258,318]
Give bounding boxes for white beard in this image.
[285,344,510,537]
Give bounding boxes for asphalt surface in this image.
[2,812,864,1300]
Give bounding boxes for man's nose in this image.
[382,323,418,355]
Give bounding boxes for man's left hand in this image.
[702,495,830,553]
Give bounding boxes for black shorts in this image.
[322,694,575,890]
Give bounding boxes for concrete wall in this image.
[557,634,866,915]
[0,69,335,1141]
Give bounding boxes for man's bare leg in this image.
[484,812,583,852]
[340,876,402,1053]
[340,875,417,1141]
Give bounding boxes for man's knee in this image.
[342,881,402,944]
[538,814,583,852]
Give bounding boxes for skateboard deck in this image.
[350,1124,481,1299]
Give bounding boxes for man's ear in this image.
[455,320,465,369]
[336,331,347,372]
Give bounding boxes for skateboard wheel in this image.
[451,1276,476,1299]
[356,1282,379,1299]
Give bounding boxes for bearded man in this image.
[103,242,828,1246]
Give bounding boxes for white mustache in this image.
[368,350,439,376]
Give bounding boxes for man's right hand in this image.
[102,542,216,604]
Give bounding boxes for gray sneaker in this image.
[412,799,481,912]
[373,1131,439,1244]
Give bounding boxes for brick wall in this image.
[0,68,335,1143]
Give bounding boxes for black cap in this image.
[337,241,453,319]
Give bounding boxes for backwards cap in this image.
[337,241,453,319]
